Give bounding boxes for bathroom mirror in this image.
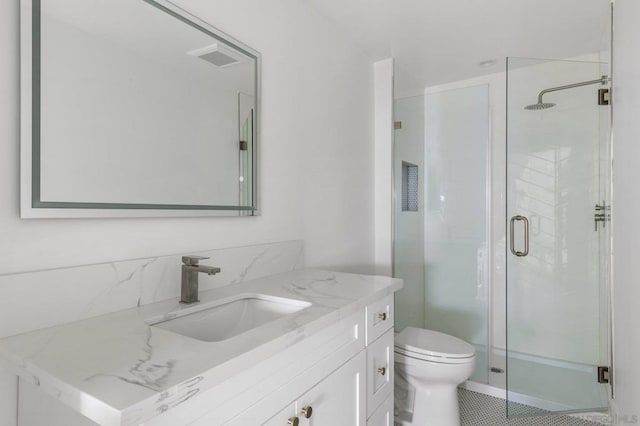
[20,0,260,218]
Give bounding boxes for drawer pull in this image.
[377,366,386,376]
[378,312,388,321]
[301,406,313,418]
[287,417,299,426]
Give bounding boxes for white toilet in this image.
[394,327,476,426]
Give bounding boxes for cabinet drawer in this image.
[365,295,393,345]
[366,328,394,417]
[367,394,393,426]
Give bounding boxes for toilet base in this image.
[395,385,460,426]
[409,385,460,426]
[395,356,471,426]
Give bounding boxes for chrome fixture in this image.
[509,215,529,257]
[598,366,610,384]
[181,256,221,304]
[524,75,610,110]
[594,201,611,231]
[524,101,557,111]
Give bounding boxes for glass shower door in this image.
[506,57,610,416]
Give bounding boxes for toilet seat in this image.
[395,327,475,364]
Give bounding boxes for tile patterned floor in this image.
[458,389,605,426]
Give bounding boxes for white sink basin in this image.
[148,294,311,342]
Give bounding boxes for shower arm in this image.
[536,75,609,104]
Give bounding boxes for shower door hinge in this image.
[239,140,248,151]
[597,366,610,384]
[594,201,611,231]
[598,88,610,106]
[394,121,402,130]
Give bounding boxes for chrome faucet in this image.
[180,255,221,304]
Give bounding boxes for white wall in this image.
[0,0,375,276]
[0,0,376,424]
[373,58,394,276]
[611,0,640,419]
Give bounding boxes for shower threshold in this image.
[467,346,609,413]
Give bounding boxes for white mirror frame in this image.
[20,0,261,218]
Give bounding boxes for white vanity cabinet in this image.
[294,352,366,426]
[226,295,395,426]
[227,351,366,426]
[365,295,394,424]
[8,274,401,426]
[260,406,295,426]
[365,295,393,345]
[367,395,394,426]
[366,328,394,418]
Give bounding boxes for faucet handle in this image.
[182,255,210,266]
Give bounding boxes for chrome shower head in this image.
[524,75,609,111]
[524,102,556,110]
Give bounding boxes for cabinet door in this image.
[366,328,394,417]
[367,395,393,426]
[226,401,296,426]
[263,404,298,426]
[297,351,366,426]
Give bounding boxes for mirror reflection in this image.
[32,0,258,213]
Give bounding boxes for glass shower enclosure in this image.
[505,57,611,415]
[392,55,611,419]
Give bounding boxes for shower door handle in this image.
[509,215,529,257]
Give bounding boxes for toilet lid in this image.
[395,327,475,360]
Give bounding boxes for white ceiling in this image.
[304,0,611,96]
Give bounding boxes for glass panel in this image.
[506,57,610,416]
[393,86,490,384]
[394,95,427,332]
[424,86,489,383]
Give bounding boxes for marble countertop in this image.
[0,269,402,425]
